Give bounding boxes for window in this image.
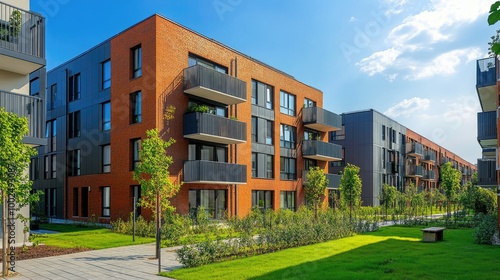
[392,129,396,143]
[331,125,345,141]
[131,139,141,170]
[251,117,257,142]
[132,186,141,218]
[305,159,317,170]
[252,153,257,177]
[280,124,296,149]
[280,191,296,210]
[266,155,273,179]
[252,190,273,211]
[102,145,111,173]
[304,130,319,141]
[46,188,57,217]
[188,189,227,219]
[280,157,296,180]
[382,148,386,168]
[73,188,79,217]
[68,150,81,176]
[49,84,57,109]
[252,117,273,145]
[51,154,57,178]
[131,91,142,124]
[188,143,227,162]
[101,186,110,217]
[46,119,56,151]
[280,91,296,116]
[304,98,316,108]
[102,102,111,131]
[81,187,89,218]
[187,100,227,117]
[68,111,81,138]
[188,54,228,73]
[44,156,49,179]
[68,73,81,102]
[252,153,274,179]
[30,78,39,96]
[132,45,142,78]
[382,125,386,141]
[30,158,39,180]
[251,79,273,109]
[102,60,111,89]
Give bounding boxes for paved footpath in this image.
[3,243,183,280]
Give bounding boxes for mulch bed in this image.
[0,245,91,261]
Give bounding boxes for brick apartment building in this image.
[30,14,343,222]
[330,109,476,206]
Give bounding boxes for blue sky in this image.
[31,0,496,164]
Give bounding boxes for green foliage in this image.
[440,162,462,219]
[488,2,500,55]
[339,163,362,216]
[474,188,497,215]
[133,128,180,215]
[304,166,329,221]
[186,104,210,113]
[473,214,498,244]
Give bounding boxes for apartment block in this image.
[31,15,342,222]
[0,0,45,243]
[330,109,476,206]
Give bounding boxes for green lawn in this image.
[164,226,500,280]
[33,224,155,249]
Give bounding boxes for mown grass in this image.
[163,226,500,280]
[33,224,155,249]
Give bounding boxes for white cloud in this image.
[384,97,430,117]
[357,48,401,76]
[349,16,357,23]
[383,0,409,15]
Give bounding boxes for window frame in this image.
[131,45,142,79]
[102,102,111,131]
[130,91,142,124]
[280,124,296,149]
[102,145,111,173]
[280,156,296,180]
[101,186,111,217]
[131,138,141,170]
[68,111,81,138]
[102,59,111,89]
[280,90,296,116]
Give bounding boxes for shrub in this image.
[473,214,498,244]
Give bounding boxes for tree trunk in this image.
[2,190,7,277]
[156,190,161,274]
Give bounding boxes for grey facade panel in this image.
[251,104,274,120]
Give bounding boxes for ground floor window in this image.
[252,190,273,212]
[81,187,89,218]
[280,191,295,211]
[73,188,79,217]
[45,188,57,217]
[189,189,227,219]
[101,186,110,217]
[131,185,141,218]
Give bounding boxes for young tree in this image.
[381,184,398,221]
[133,127,180,271]
[0,108,41,276]
[304,166,329,222]
[440,162,462,221]
[339,163,362,220]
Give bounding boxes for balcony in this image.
[302,106,342,132]
[303,171,341,189]
[422,151,437,164]
[183,64,246,105]
[183,160,247,184]
[423,170,435,181]
[477,159,497,187]
[406,165,423,177]
[183,112,246,145]
[302,140,342,161]
[0,90,45,146]
[477,111,497,148]
[406,142,423,157]
[0,2,45,75]
[476,58,497,112]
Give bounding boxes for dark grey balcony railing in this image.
[184,160,247,184]
[477,159,497,186]
[302,140,342,161]
[477,111,497,143]
[183,112,246,144]
[302,106,342,132]
[0,1,45,59]
[406,142,423,156]
[0,90,45,145]
[423,151,437,163]
[423,170,435,180]
[183,64,246,104]
[406,165,423,177]
[476,57,496,88]
[303,171,341,189]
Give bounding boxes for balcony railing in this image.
[303,171,341,189]
[477,111,497,148]
[477,158,497,186]
[302,140,342,161]
[476,57,496,88]
[423,170,435,180]
[183,112,246,144]
[0,90,45,146]
[302,106,342,132]
[422,151,437,163]
[406,142,423,157]
[183,160,247,184]
[406,165,423,177]
[0,1,45,74]
[183,64,246,105]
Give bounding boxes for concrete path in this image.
[3,243,183,280]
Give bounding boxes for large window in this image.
[73,188,79,217]
[131,91,142,124]
[68,149,81,176]
[132,45,142,78]
[188,143,227,162]
[280,191,296,210]
[280,124,296,149]
[46,119,56,151]
[266,155,273,179]
[252,116,273,145]
[304,98,316,108]
[30,158,39,180]
[68,111,81,138]
[280,157,296,180]
[252,153,257,177]
[331,125,345,141]
[189,189,227,219]
[102,145,111,173]
[30,78,39,96]
[68,73,81,102]
[81,187,89,218]
[280,91,296,116]
[131,139,141,170]
[304,130,319,141]
[49,84,57,109]
[188,54,227,73]
[51,154,57,179]
[252,190,273,211]
[45,188,57,217]
[101,186,110,217]
[188,100,226,117]
[252,153,273,179]
[102,102,111,131]
[251,80,273,109]
[102,60,111,89]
